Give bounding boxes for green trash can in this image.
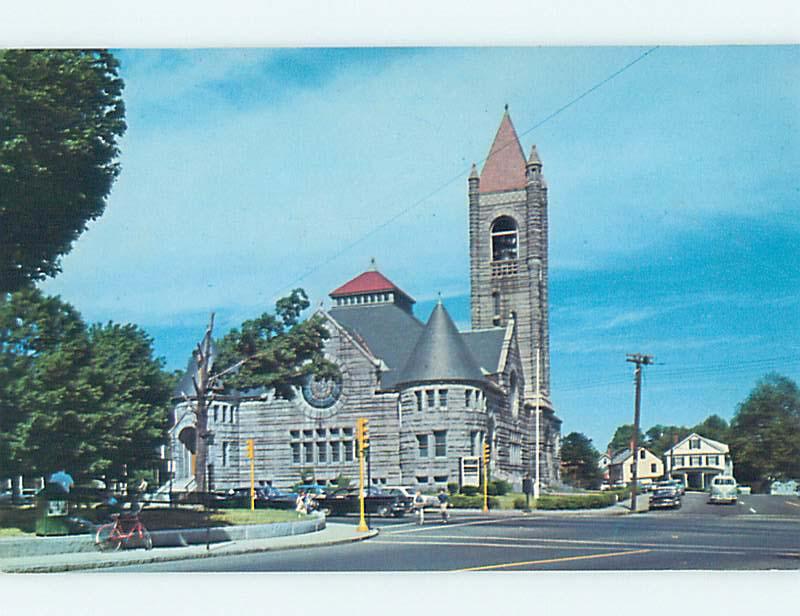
[35,486,71,536]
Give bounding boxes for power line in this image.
[269,46,660,299]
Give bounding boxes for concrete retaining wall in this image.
[0,514,325,559]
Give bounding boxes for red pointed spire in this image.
[480,110,527,193]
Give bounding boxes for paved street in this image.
[109,493,800,572]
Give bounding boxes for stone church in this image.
[169,110,561,492]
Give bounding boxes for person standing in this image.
[437,488,449,523]
[414,490,425,525]
[295,490,307,517]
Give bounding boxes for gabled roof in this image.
[328,302,425,389]
[330,270,414,302]
[479,111,527,194]
[667,432,729,454]
[461,328,506,374]
[396,302,486,386]
[609,447,657,465]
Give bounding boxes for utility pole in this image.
[534,347,541,500]
[626,353,654,513]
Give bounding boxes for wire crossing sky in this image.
[39,46,800,448]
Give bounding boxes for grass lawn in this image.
[0,506,308,538]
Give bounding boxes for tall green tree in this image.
[644,424,690,457]
[607,424,645,454]
[729,374,800,484]
[560,432,602,489]
[182,289,334,492]
[0,49,126,292]
[0,288,171,481]
[691,414,730,444]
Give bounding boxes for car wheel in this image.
[377,505,392,518]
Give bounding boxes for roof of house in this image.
[667,432,729,454]
[609,447,658,465]
[329,301,425,388]
[479,111,528,194]
[461,328,506,374]
[396,302,487,386]
[329,269,415,303]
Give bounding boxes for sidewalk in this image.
[0,523,377,573]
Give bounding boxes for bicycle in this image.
[94,511,153,551]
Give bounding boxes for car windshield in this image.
[716,479,735,485]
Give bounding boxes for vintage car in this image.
[649,483,682,509]
[315,486,407,517]
[709,476,738,504]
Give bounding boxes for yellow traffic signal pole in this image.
[356,418,369,532]
[247,438,255,511]
[483,441,489,512]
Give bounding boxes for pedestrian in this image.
[49,469,74,494]
[414,490,425,525]
[295,490,307,516]
[437,487,449,523]
[304,490,317,514]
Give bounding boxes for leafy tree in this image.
[644,424,690,457]
[691,414,729,444]
[607,424,645,454]
[182,289,333,492]
[729,374,800,484]
[0,288,171,481]
[0,50,126,292]
[560,432,602,489]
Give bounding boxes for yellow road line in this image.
[454,548,651,572]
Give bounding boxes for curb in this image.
[2,527,378,573]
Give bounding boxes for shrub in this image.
[460,485,480,496]
[490,480,512,496]
[512,496,528,510]
[447,482,459,495]
[534,493,617,510]
[449,494,499,509]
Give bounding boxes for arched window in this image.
[491,216,518,261]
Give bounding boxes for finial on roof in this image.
[469,163,479,180]
[504,103,509,112]
[369,257,377,271]
[437,292,442,305]
[528,144,541,165]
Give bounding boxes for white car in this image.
[385,486,438,507]
[709,476,738,504]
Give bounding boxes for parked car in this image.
[315,487,406,517]
[214,486,297,509]
[384,488,414,513]
[654,479,685,496]
[650,484,682,509]
[709,476,738,504]
[385,486,438,507]
[294,484,328,496]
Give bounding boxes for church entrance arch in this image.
[177,426,197,480]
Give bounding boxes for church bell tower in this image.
[469,108,551,407]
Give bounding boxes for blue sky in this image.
[39,46,800,450]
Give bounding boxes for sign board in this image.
[47,500,67,516]
[460,456,480,488]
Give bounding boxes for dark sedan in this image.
[650,484,682,509]
[315,487,407,517]
[214,486,298,509]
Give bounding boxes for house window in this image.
[222,406,227,422]
[674,456,684,466]
[433,475,449,483]
[303,429,313,439]
[417,434,430,458]
[415,391,422,412]
[344,441,354,463]
[290,430,300,439]
[426,390,435,409]
[222,442,229,467]
[291,443,301,464]
[690,439,701,449]
[510,443,522,465]
[465,389,472,408]
[707,455,719,466]
[640,449,646,459]
[213,404,219,422]
[416,476,429,485]
[439,389,448,409]
[304,442,314,464]
[317,442,327,463]
[690,456,702,466]
[331,441,341,463]
[491,216,518,261]
[434,431,447,457]
[650,463,657,473]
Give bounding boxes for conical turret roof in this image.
[480,110,527,193]
[396,301,486,385]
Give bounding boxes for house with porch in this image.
[663,433,733,490]
[608,447,663,486]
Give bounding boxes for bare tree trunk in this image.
[192,314,215,494]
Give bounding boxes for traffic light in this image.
[246,438,255,460]
[356,417,370,452]
[482,441,490,465]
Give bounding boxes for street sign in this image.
[460,456,480,487]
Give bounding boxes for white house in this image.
[664,433,733,490]
[608,447,664,486]
[598,451,612,481]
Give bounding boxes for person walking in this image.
[295,490,307,517]
[437,488,449,523]
[414,490,425,525]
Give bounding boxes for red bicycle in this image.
[95,512,153,551]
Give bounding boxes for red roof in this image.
[479,112,527,194]
[330,270,409,298]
